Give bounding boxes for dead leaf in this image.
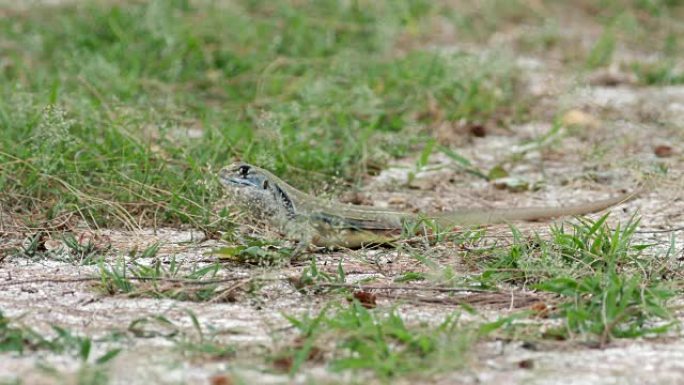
[518,359,534,369]
[272,356,293,372]
[654,145,674,158]
[469,123,487,137]
[529,301,551,318]
[273,338,324,372]
[209,374,234,385]
[352,290,377,308]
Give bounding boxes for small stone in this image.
[561,109,599,130]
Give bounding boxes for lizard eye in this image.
[238,165,250,176]
[262,180,269,190]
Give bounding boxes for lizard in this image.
[219,162,637,253]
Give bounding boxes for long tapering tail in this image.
[433,191,638,228]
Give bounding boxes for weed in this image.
[290,259,347,294]
[10,232,107,265]
[11,232,46,260]
[631,61,684,85]
[586,29,616,69]
[128,242,161,260]
[536,270,674,343]
[477,214,652,286]
[97,257,226,301]
[277,300,510,379]
[213,237,293,266]
[0,310,121,363]
[537,215,675,342]
[393,271,427,283]
[61,233,108,265]
[0,0,525,230]
[479,213,675,342]
[127,311,235,360]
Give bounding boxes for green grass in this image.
[2,0,684,381]
[97,257,229,301]
[1,0,682,229]
[127,311,236,360]
[631,61,684,85]
[471,214,676,343]
[0,309,122,381]
[279,301,482,379]
[0,0,527,230]
[10,231,110,265]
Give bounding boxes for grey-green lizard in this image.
[219,162,636,252]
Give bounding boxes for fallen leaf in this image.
[469,123,487,137]
[209,374,234,385]
[529,301,551,318]
[654,145,674,158]
[518,359,534,369]
[272,356,293,372]
[352,290,377,308]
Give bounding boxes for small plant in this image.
[549,213,649,272]
[631,61,684,85]
[586,29,615,68]
[473,213,676,343]
[11,232,108,265]
[536,271,674,344]
[476,225,539,286]
[393,271,427,283]
[11,232,46,260]
[0,310,121,363]
[538,214,675,343]
[279,301,482,378]
[97,258,225,302]
[477,214,653,286]
[127,311,235,360]
[213,237,294,266]
[128,242,161,260]
[1,310,50,353]
[61,233,108,265]
[291,259,347,294]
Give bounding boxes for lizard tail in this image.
[433,191,639,228]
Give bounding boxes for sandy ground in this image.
[3,3,684,385]
[3,67,684,382]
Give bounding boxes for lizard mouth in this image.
[218,168,258,188]
[227,178,258,188]
[220,176,258,188]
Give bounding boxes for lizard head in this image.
[219,162,271,190]
[219,162,295,219]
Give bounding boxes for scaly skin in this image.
[219,162,637,251]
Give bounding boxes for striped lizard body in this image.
[219,162,636,253]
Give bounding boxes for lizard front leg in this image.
[280,216,318,259]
